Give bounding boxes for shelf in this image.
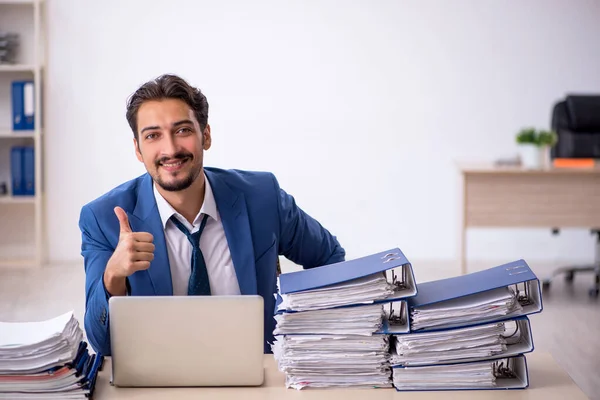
[0,130,36,138]
[0,195,36,204]
[0,0,37,5]
[0,64,37,73]
[0,0,45,268]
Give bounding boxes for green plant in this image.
[537,130,558,147]
[516,128,557,147]
[516,127,537,145]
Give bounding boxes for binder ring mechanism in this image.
[493,358,517,379]
[387,301,405,326]
[382,254,408,291]
[512,282,534,306]
[500,320,521,342]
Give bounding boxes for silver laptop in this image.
[108,295,265,387]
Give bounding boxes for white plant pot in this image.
[518,144,541,169]
[540,145,552,169]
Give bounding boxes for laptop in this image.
[108,295,265,387]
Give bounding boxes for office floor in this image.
[0,260,598,399]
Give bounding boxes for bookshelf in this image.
[0,0,44,267]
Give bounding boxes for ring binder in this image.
[407,259,543,332]
[276,248,418,313]
[512,282,534,306]
[392,355,530,390]
[390,317,533,367]
[493,358,516,379]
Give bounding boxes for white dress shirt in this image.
[153,173,241,296]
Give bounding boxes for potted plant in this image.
[537,129,558,169]
[516,127,540,169]
[515,128,557,169]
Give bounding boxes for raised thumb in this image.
[114,206,132,234]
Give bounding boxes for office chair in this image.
[543,230,600,298]
[542,95,600,298]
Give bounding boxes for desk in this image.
[459,164,600,275]
[94,353,587,399]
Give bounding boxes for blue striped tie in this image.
[169,214,211,296]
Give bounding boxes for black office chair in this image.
[542,95,600,298]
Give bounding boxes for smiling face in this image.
[134,98,211,192]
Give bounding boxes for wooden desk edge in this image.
[455,161,600,174]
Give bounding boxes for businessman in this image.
[79,74,345,356]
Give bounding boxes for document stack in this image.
[390,259,543,391]
[0,311,103,399]
[0,32,19,64]
[272,248,418,390]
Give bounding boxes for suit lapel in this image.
[130,174,173,296]
[205,169,258,295]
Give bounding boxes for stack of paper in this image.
[410,287,522,331]
[391,320,520,366]
[392,359,498,390]
[0,311,103,399]
[273,335,391,390]
[272,295,393,389]
[277,274,395,312]
[272,248,420,390]
[391,259,543,391]
[274,304,385,336]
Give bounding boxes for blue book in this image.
[407,260,542,331]
[10,146,24,196]
[22,146,35,196]
[11,81,35,131]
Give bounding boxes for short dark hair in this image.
[125,74,209,140]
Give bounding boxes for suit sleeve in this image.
[273,174,346,269]
[79,205,115,356]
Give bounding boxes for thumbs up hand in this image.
[104,206,155,296]
[115,206,133,235]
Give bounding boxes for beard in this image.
[154,151,202,192]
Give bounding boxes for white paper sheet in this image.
[277,273,395,312]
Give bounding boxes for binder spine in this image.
[11,80,35,131]
[22,146,35,195]
[10,146,24,196]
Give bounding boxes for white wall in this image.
[44,0,600,268]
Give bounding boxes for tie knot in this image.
[169,214,209,249]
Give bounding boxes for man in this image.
[79,74,345,356]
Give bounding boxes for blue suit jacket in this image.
[79,167,345,356]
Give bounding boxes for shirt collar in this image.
[153,172,219,229]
